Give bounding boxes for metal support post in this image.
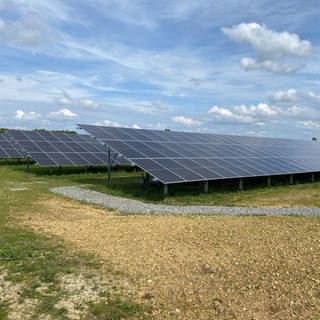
[204,180,208,193]
[267,176,271,187]
[26,157,30,173]
[164,184,168,196]
[312,173,315,183]
[290,174,293,185]
[239,178,243,191]
[107,147,112,187]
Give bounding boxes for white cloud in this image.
[240,58,301,74]
[78,99,98,109]
[0,15,54,49]
[95,119,122,127]
[132,124,141,129]
[222,22,312,59]
[94,97,177,114]
[48,108,77,120]
[287,105,302,114]
[171,115,201,126]
[207,102,280,125]
[235,103,278,116]
[307,91,320,102]
[56,91,99,109]
[85,1,212,31]
[296,121,320,130]
[222,22,312,73]
[57,96,72,105]
[272,88,298,102]
[14,109,41,121]
[151,99,168,110]
[208,105,255,123]
[0,0,75,51]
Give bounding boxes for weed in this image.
[87,298,149,320]
[0,301,9,319]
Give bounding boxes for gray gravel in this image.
[50,186,320,216]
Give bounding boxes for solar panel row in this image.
[79,124,320,184]
[5,130,130,167]
[0,134,27,159]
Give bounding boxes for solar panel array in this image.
[79,124,320,184]
[6,130,130,167]
[0,134,27,159]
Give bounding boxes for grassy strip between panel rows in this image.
[76,170,320,208]
[0,165,151,320]
[3,161,320,208]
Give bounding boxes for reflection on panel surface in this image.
[79,124,320,184]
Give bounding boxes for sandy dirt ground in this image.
[19,196,320,320]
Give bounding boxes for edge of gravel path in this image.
[50,186,320,216]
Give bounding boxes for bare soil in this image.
[0,265,129,320]
[19,196,320,320]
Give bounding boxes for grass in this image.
[87,299,147,320]
[0,302,9,319]
[5,159,320,208]
[60,167,320,207]
[0,163,150,319]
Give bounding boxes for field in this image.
[1,163,320,319]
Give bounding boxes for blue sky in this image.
[0,0,320,139]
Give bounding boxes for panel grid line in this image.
[79,124,320,184]
[6,130,130,167]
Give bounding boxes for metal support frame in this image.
[204,180,209,193]
[107,147,119,187]
[141,172,153,185]
[164,184,168,196]
[267,176,271,187]
[239,178,243,191]
[290,174,294,185]
[107,147,112,187]
[312,173,315,183]
[26,157,30,173]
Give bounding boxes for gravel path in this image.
[51,186,320,216]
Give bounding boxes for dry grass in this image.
[18,196,320,320]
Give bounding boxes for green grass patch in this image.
[87,298,150,320]
[80,172,320,207]
[0,302,9,320]
[4,162,319,208]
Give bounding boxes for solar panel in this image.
[79,124,320,184]
[5,130,130,167]
[0,134,27,159]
